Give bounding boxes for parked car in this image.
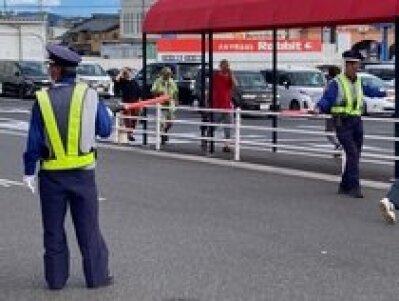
[0,60,50,99]
[234,70,278,110]
[316,64,341,81]
[193,69,278,111]
[359,72,394,115]
[135,62,203,105]
[363,62,394,87]
[77,62,113,98]
[261,67,326,110]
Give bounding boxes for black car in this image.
[135,62,203,105]
[233,70,276,110]
[194,68,277,110]
[0,60,51,99]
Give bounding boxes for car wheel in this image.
[289,100,301,110]
[18,85,26,99]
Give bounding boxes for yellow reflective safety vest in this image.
[330,74,363,116]
[36,83,95,170]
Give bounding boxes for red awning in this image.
[144,0,398,34]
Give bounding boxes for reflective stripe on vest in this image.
[36,83,95,170]
[331,74,363,116]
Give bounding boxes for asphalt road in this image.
[1,129,399,300]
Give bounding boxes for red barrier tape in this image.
[280,109,310,116]
[122,95,170,110]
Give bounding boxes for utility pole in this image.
[141,0,145,33]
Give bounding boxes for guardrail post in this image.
[155,103,162,150]
[234,108,241,161]
[341,149,346,176]
[114,112,120,144]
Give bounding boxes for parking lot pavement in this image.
[2,132,399,301]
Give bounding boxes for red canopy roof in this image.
[144,0,398,34]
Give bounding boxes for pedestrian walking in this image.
[315,50,386,198]
[114,67,142,141]
[151,67,178,145]
[211,59,237,153]
[22,44,113,290]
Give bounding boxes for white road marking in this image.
[0,178,24,188]
[297,125,325,130]
[0,118,29,131]
[276,138,326,142]
[101,143,391,190]
[307,143,392,154]
[0,109,30,114]
[0,127,393,190]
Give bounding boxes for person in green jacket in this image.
[151,67,178,145]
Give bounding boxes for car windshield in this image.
[235,72,268,90]
[366,68,395,81]
[178,64,201,80]
[288,71,325,87]
[19,62,47,76]
[361,74,387,89]
[77,64,107,76]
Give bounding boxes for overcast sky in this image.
[4,0,121,16]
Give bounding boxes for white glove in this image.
[23,175,36,194]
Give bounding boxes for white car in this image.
[359,72,394,115]
[262,67,326,111]
[363,63,394,87]
[77,62,113,98]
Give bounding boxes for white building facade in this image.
[0,17,47,61]
[120,0,157,39]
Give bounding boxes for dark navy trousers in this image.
[387,180,399,209]
[38,169,109,289]
[334,116,363,192]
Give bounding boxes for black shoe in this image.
[201,140,208,152]
[88,275,114,289]
[348,190,364,199]
[338,187,349,195]
[222,146,231,153]
[48,284,65,290]
[161,135,168,145]
[335,144,343,151]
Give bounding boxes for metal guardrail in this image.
[113,104,399,173]
[0,101,395,172]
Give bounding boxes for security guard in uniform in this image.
[23,44,113,289]
[315,50,386,198]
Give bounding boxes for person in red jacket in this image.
[212,59,237,152]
